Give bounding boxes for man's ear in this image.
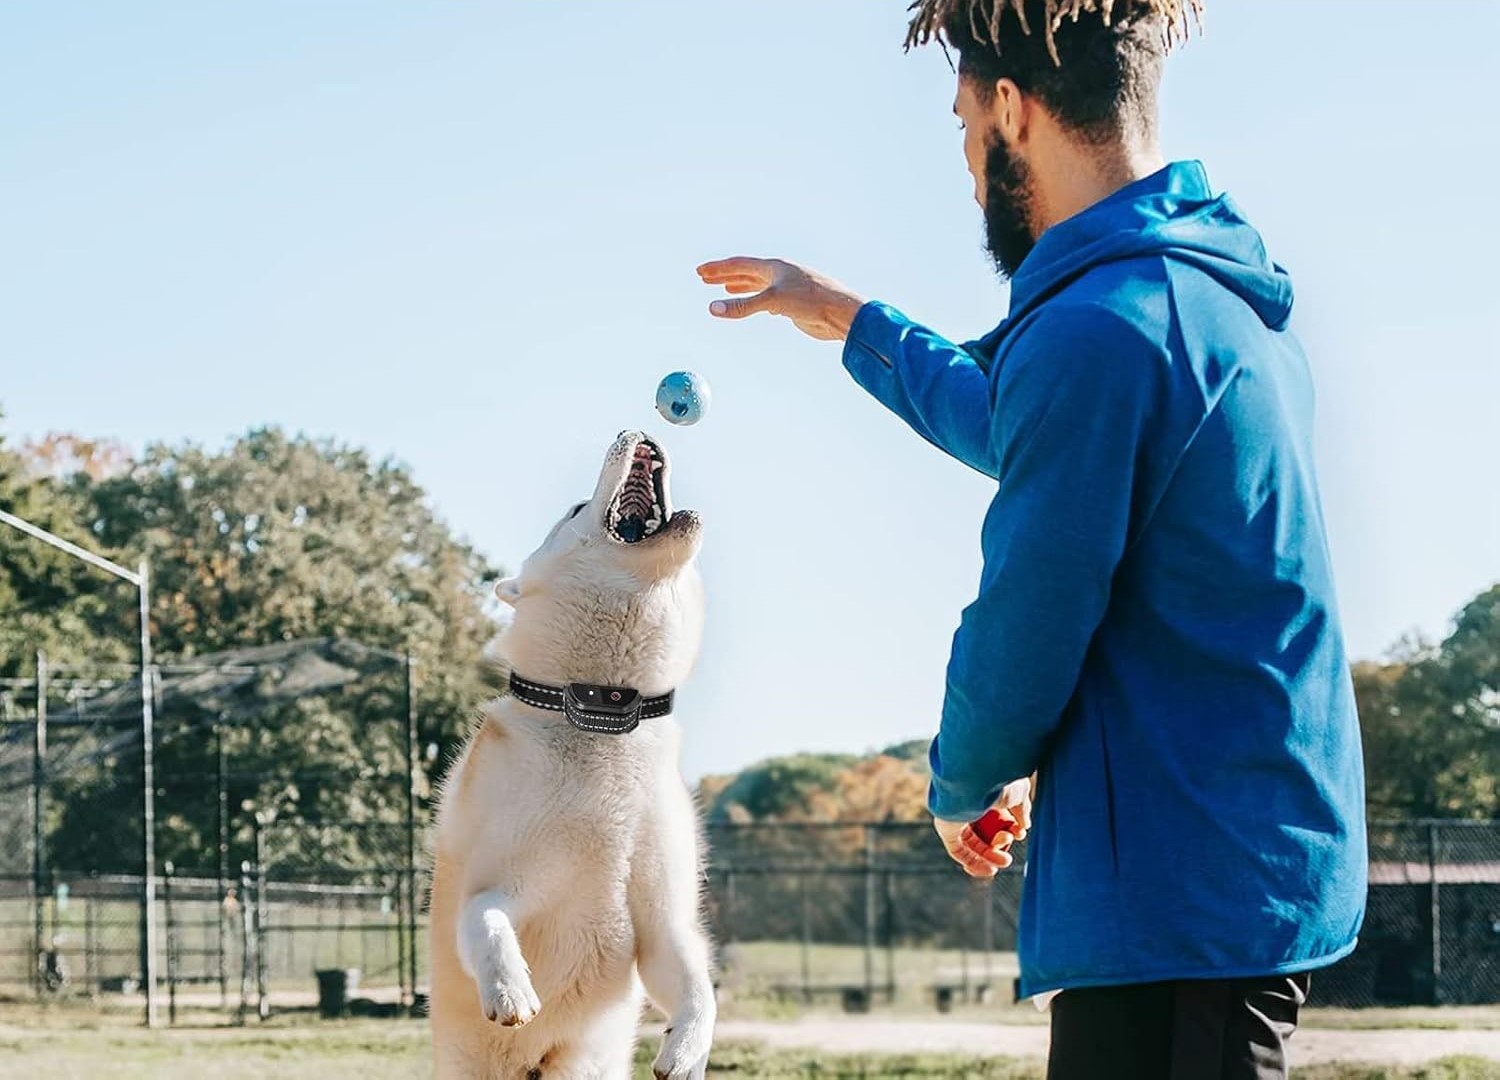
[494,577,522,607]
[994,77,1027,144]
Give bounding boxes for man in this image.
[697,2,1366,1077]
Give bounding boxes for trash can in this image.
[840,986,871,1014]
[315,968,361,1018]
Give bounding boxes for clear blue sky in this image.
[3,3,1497,782]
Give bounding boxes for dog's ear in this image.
[494,577,522,606]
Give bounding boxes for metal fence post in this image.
[238,860,253,1026]
[798,872,811,1003]
[43,868,56,993]
[959,903,971,1002]
[215,719,228,1009]
[403,651,419,1012]
[882,867,896,1003]
[863,825,876,1005]
[85,884,97,998]
[138,560,161,1029]
[724,868,737,947]
[982,881,995,989]
[32,651,47,998]
[1429,821,1443,1005]
[395,873,409,1009]
[254,820,269,1021]
[163,861,177,1026]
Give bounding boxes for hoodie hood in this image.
[1008,160,1294,331]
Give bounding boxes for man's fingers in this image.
[934,817,1012,879]
[961,828,1014,867]
[697,257,775,285]
[946,841,994,877]
[722,281,762,295]
[709,291,776,320]
[703,273,765,290]
[953,845,1001,879]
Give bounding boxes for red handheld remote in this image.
[971,808,1019,846]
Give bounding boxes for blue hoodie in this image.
[841,161,1366,996]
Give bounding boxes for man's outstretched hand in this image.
[697,257,866,342]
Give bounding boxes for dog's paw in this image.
[479,974,540,1027]
[652,1022,712,1080]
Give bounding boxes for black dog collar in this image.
[508,671,674,735]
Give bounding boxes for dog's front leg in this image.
[635,903,716,1080]
[457,886,540,1027]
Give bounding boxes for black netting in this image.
[0,640,421,1018]
[1316,823,1500,1006]
[6,657,1500,1027]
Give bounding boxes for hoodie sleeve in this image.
[928,302,1165,821]
[841,301,999,478]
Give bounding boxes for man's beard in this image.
[982,130,1039,280]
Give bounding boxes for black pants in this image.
[1047,973,1311,1080]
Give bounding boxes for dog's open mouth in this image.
[607,439,669,544]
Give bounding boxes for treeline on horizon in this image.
[2,419,1495,879]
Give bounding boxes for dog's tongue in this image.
[616,517,646,543]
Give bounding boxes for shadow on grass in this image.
[643,1047,1500,1080]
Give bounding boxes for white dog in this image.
[428,430,715,1080]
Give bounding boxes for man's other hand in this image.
[697,257,866,342]
[933,777,1034,880]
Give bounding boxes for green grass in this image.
[720,942,1500,1031]
[1304,1009,1500,1033]
[1298,1065,1500,1080]
[1,1007,1498,1080]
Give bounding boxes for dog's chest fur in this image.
[437,699,680,993]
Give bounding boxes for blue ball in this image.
[655,370,711,426]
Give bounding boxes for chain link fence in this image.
[4,821,1499,1020]
[3,862,424,1023]
[0,641,424,1023]
[2,644,1497,1024]
[705,822,1022,1011]
[701,821,1500,1010]
[1316,821,1500,1006]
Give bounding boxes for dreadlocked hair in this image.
[905,0,1202,66]
[904,0,1200,141]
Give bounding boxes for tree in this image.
[826,754,929,823]
[697,580,1500,827]
[1357,586,1500,820]
[3,419,502,874]
[702,752,858,822]
[0,419,136,680]
[21,433,131,483]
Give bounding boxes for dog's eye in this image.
[567,502,586,520]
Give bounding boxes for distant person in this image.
[698,2,1366,1077]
